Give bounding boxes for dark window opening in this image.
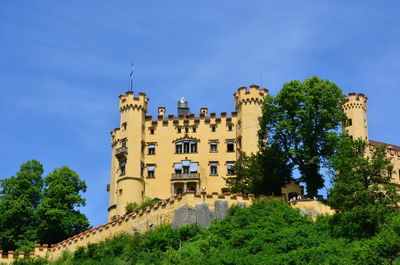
[119,160,126,175]
[192,127,197,133]
[148,145,155,155]
[177,128,181,133]
[227,142,235,152]
[121,139,127,147]
[185,127,189,133]
[228,125,233,132]
[211,126,216,132]
[150,129,155,135]
[210,142,218,152]
[227,162,234,175]
[210,163,218,176]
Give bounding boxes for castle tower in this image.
[234,85,268,155]
[342,93,368,140]
[108,91,149,220]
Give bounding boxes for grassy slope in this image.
[12,198,400,265]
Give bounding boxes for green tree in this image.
[259,76,346,196]
[37,166,90,244]
[224,151,261,194]
[0,160,43,251]
[328,136,400,238]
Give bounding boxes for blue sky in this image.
[1,1,399,228]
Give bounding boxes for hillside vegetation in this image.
[12,198,400,265]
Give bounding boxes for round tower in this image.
[342,92,368,140]
[234,85,268,155]
[108,91,148,220]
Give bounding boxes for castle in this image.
[108,87,400,220]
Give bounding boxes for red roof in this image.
[369,140,400,152]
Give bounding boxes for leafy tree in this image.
[37,166,90,244]
[0,160,43,251]
[224,151,261,194]
[259,76,346,196]
[328,136,400,238]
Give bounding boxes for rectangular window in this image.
[210,162,218,176]
[183,141,190,153]
[190,141,197,153]
[190,162,199,173]
[147,165,155,178]
[148,145,155,155]
[192,127,197,133]
[228,125,233,132]
[176,142,183,153]
[177,127,181,133]
[210,142,218,152]
[150,129,155,135]
[211,126,216,132]
[185,127,189,133]
[121,139,127,147]
[174,163,182,174]
[227,162,234,175]
[227,141,235,152]
[119,160,126,175]
[182,160,190,173]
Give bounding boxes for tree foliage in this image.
[37,166,90,244]
[0,160,90,251]
[328,136,400,238]
[259,76,346,196]
[0,160,43,251]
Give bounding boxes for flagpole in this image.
[130,63,134,92]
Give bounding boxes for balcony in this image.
[115,146,128,158]
[171,173,200,181]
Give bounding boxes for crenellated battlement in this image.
[0,244,50,264]
[234,85,268,109]
[343,92,368,111]
[119,91,149,112]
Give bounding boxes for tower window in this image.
[227,162,234,175]
[177,128,182,133]
[210,162,218,176]
[122,122,127,131]
[227,141,235,152]
[121,139,127,147]
[228,125,233,132]
[210,142,218,152]
[148,145,155,155]
[150,129,155,135]
[211,126,216,132]
[185,127,189,133]
[119,160,126,175]
[192,127,197,133]
[147,165,155,178]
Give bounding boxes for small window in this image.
[147,165,155,178]
[148,145,155,155]
[121,139,127,147]
[176,142,183,154]
[227,162,234,175]
[210,142,218,152]
[228,125,233,132]
[119,189,123,195]
[177,128,181,133]
[211,126,216,132]
[182,160,190,173]
[150,129,155,135]
[348,119,352,126]
[185,127,189,133]
[190,142,197,153]
[192,127,197,133]
[119,160,126,175]
[210,162,218,176]
[174,163,182,174]
[122,122,127,131]
[140,162,144,176]
[227,141,235,152]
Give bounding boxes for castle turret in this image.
[234,85,268,155]
[342,93,368,140]
[108,91,148,220]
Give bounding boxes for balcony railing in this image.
[115,146,128,158]
[171,173,200,181]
